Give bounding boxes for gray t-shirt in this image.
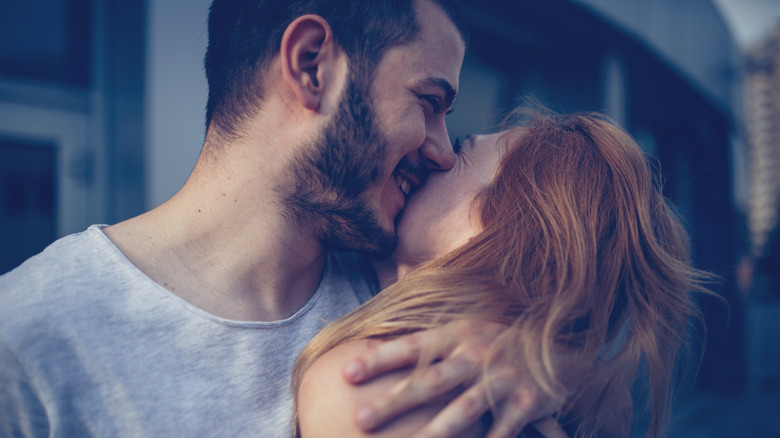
[0,225,378,437]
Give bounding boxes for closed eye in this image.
[453,137,462,154]
[420,95,442,114]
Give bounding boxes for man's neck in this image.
[372,257,401,290]
[104,153,327,322]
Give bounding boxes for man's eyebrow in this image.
[423,77,457,113]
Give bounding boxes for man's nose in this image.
[419,131,456,171]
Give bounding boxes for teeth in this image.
[399,178,411,196]
[395,173,412,196]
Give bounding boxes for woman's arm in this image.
[297,339,486,438]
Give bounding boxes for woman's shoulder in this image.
[297,339,410,437]
[297,339,484,438]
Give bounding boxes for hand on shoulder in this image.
[297,339,485,438]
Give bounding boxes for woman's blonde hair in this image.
[292,110,713,437]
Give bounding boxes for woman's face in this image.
[393,131,511,271]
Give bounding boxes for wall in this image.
[145,0,211,209]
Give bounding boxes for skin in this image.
[359,9,463,238]
[298,132,568,438]
[390,133,507,285]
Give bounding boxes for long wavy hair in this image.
[291,110,713,437]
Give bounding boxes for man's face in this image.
[284,0,465,256]
[360,0,466,246]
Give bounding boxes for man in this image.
[0,1,553,436]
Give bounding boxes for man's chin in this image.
[353,226,397,257]
[320,220,397,257]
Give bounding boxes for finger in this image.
[346,320,502,383]
[343,330,455,384]
[486,386,553,438]
[356,355,475,432]
[410,372,515,438]
[532,416,569,438]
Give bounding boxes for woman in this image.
[291,110,712,437]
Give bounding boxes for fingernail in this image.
[344,361,362,381]
[356,407,374,428]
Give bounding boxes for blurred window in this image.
[0,137,56,275]
[0,0,92,88]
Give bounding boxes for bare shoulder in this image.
[297,339,483,438]
[297,339,409,438]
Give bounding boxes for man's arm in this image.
[0,341,49,437]
[341,321,563,438]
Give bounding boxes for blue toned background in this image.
[0,0,778,435]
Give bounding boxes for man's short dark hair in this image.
[204,0,467,138]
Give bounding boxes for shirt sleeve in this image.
[0,340,49,437]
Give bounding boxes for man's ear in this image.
[280,15,339,111]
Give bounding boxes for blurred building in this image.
[744,24,780,283]
[741,23,780,407]
[0,0,750,424]
[0,0,147,273]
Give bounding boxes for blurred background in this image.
[0,0,778,435]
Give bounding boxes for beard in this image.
[280,74,398,256]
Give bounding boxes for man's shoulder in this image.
[1,225,113,291]
[0,225,136,336]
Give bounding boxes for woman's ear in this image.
[279,15,339,111]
